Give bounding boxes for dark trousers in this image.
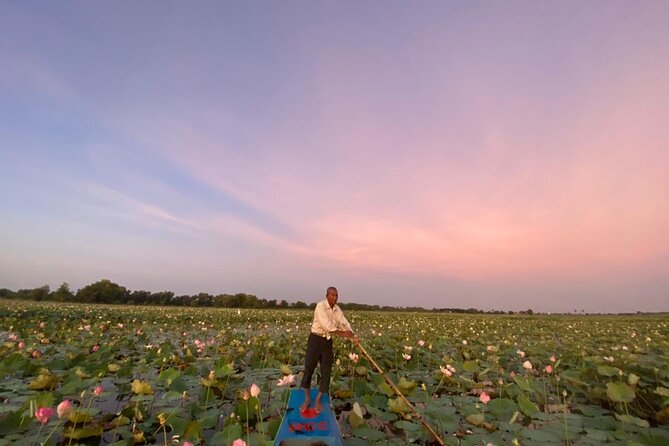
[300,333,333,394]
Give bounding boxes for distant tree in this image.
[151,291,174,306]
[76,279,127,304]
[130,290,151,305]
[53,283,74,302]
[31,285,50,301]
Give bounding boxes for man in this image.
[300,286,358,413]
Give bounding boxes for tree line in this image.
[0,279,535,314]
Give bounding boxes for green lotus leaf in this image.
[517,393,538,417]
[655,387,669,397]
[387,397,410,414]
[614,413,650,428]
[28,373,59,390]
[466,413,485,426]
[398,376,416,395]
[131,379,154,395]
[377,382,395,397]
[597,365,621,377]
[68,409,93,423]
[348,410,365,429]
[513,375,535,393]
[606,382,635,403]
[463,360,478,372]
[182,420,203,441]
[63,424,103,439]
[352,427,385,441]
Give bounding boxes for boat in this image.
[273,388,344,446]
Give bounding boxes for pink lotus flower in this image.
[402,353,411,361]
[250,383,260,398]
[348,352,359,363]
[18,341,25,349]
[91,345,100,353]
[479,392,491,404]
[93,385,104,396]
[549,355,556,363]
[277,374,296,387]
[57,400,73,418]
[241,389,250,400]
[183,442,193,446]
[418,340,425,347]
[232,439,247,446]
[440,365,453,377]
[516,350,525,358]
[404,345,413,352]
[35,407,53,424]
[544,365,553,374]
[522,360,533,370]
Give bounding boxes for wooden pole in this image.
[356,341,445,445]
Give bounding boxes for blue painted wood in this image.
[273,388,344,446]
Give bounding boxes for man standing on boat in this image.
[300,286,359,413]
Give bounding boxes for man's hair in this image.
[326,286,338,295]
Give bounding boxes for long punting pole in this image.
[356,342,445,446]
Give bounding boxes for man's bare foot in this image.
[314,392,323,413]
[300,389,310,413]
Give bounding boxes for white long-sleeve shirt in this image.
[310,299,352,339]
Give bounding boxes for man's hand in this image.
[340,330,360,345]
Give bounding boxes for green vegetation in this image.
[0,300,667,445]
[0,280,543,314]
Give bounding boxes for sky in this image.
[1,1,668,313]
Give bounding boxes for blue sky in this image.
[1,1,668,312]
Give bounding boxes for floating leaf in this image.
[517,393,539,417]
[655,387,669,397]
[387,397,410,414]
[348,410,365,429]
[68,410,93,424]
[131,379,153,395]
[398,377,417,395]
[352,427,385,441]
[63,424,103,439]
[463,360,478,372]
[614,413,650,428]
[377,382,394,397]
[513,375,535,394]
[28,373,59,390]
[606,382,635,403]
[597,365,621,377]
[466,413,485,426]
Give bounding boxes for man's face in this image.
[326,289,338,307]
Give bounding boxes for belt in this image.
[311,331,331,339]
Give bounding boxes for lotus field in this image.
[1,300,668,445]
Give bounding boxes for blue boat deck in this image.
[273,388,344,446]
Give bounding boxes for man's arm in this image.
[334,312,359,344]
